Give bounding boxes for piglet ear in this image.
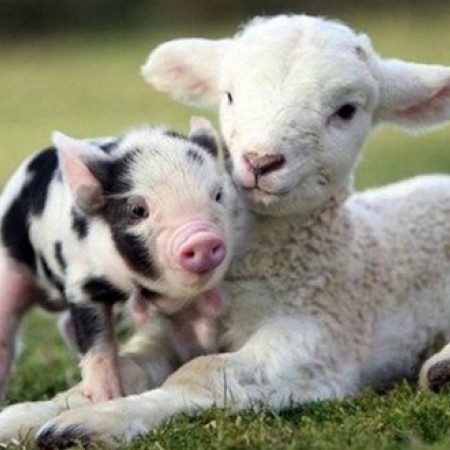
[375,58,450,130]
[188,116,220,157]
[53,131,106,215]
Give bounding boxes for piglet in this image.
[129,285,224,363]
[0,117,234,402]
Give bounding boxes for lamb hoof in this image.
[36,425,90,449]
[424,359,450,393]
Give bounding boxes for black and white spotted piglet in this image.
[0,118,234,402]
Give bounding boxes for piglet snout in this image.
[178,232,226,274]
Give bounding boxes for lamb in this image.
[0,117,236,404]
[1,14,450,447]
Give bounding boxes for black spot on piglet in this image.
[27,148,59,217]
[186,148,205,165]
[139,285,160,301]
[111,230,160,280]
[71,208,89,239]
[69,303,102,353]
[1,198,36,270]
[1,148,58,272]
[164,129,188,141]
[83,276,127,304]
[38,253,64,295]
[54,241,67,272]
[190,133,218,157]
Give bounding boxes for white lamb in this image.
[1,14,450,447]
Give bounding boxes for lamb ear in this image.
[141,38,231,107]
[375,58,450,130]
[53,131,106,215]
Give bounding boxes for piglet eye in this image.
[225,91,233,105]
[127,196,149,220]
[132,205,148,218]
[335,103,357,121]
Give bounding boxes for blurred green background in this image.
[1,0,450,192]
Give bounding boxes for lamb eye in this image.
[335,103,357,121]
[225,91,233,104]
[214,188,224,203]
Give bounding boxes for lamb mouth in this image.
[242,185,292,197]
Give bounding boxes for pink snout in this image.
[178,232,226,274]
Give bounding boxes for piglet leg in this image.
[69,302,123,403]
[127,286,225,364]
[168,287,225,362]
[128,288,157,327]
[0,256,39,399]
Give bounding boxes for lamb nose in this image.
[243,152,286,176]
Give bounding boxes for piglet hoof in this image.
[420,358,450,393]
[81,353,123,403]
[82,380,122,404]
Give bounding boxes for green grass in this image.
[2,8,450,450]
[8,324,450,450]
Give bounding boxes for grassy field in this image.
[1,8,450,449]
